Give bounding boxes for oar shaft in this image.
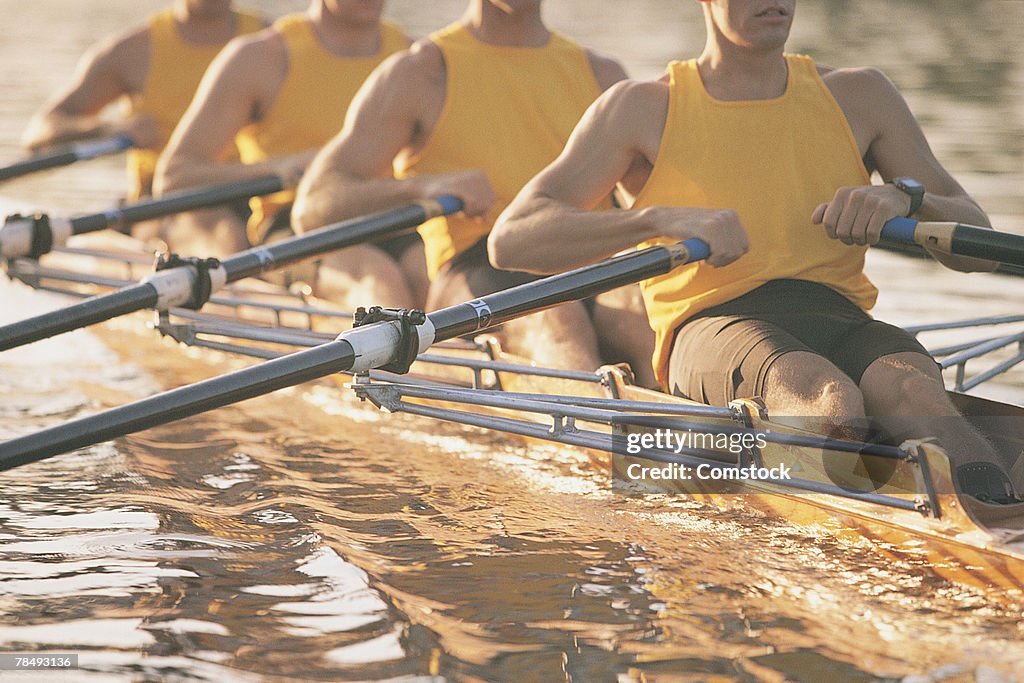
[0,135,133,183]
[882,217,1024,267]
[0,175,286,259]
[70,174,285,235]
[429,240,705,340]
[0,197,461,352]
[0,340,357,469]
[0,283,159,352]
[220,197,461,282]
[0,239,707,469]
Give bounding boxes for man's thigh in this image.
[668,315,809,405]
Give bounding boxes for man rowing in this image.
[292,0,656,382]
[491,0,1018,502]
[155,0,412,304]
[21,0,265,202]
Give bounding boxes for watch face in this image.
[895,177,924,194]
[892,177,924,216]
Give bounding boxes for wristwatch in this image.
[890,177,925,217]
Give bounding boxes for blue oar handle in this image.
[72,133,135,160]
[679,238,710,263]
[436,195,463,215]
[880,216,918,243]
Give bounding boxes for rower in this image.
[291,0,657,384]
[155,0,413,307]
[21,0,265,203]
[491,0,1019,503]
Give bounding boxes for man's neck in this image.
[173,2,237,45]
[309,2,381,58]
[463,1,550,47]
[696,42,789,101]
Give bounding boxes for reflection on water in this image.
[1,0,1023,680]
[2,292,1024,680]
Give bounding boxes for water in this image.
[1,1,1024,680]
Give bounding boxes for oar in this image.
[0,174,286,259]
[0,238,709,469]
[0,197,462,352]
[0,134,134,183]
[882,217,1024,268]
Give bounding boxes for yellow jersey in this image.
[633,55,877,387]
[126,7,263,199]
[234,13,409,242]
[395,23,605,279]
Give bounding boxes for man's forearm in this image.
[491,196,656,274]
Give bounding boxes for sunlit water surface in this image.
[1,1,1023,680]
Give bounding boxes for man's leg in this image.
[159,207,250,257]
[859,351,1017,498]
[397,241,429,310]
[426,243,602,373]
[761,351,868,437]
[670,318,875,486]
[315,244,417,311]
[592,285,656,387]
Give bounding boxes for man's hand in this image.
[642,206,750,267]
[272,149,319,188]
[812,184,912,246]
[117,114,161,150]
[419,169,496,220]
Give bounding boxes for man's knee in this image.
[765,353,866,417]
[812,376,866,418]
[861,354,951,415]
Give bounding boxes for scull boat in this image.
[2,195,1024,599]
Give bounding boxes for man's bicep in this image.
[865,71,966,195]
[166,47,262,161]
[320,64,423,181]
[52,41,134,115]
[530,90,645,209]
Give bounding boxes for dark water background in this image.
[0,1,1023,680]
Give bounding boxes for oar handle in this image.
[678,238,710,263]
[881,217,1024,267]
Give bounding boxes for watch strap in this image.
[891,177,924,217]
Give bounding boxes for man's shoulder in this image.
[819,64,897,98]
[91,22,150,63]
[77,22,151,88]
[213,27,288,76]
[585,78,670,138]
[601,78,670,112]
[357,37,444,98]
[386,38,444,80]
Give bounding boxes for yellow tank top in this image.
[235,14,409,241]
[635,55,878,387]
[395,23,604,279]
[126,8,263,199]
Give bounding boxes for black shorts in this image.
[254,204,422,259]
[668,279,932,405]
